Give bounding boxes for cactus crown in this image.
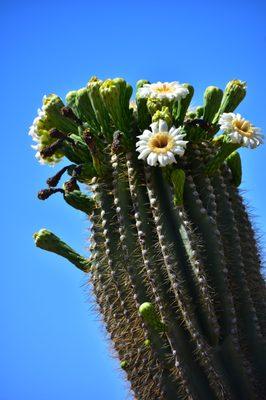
[31,77,265,400]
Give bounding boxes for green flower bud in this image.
[139,302,165,333]
[67,163,97,183]
[66,89,100,132]
[136,79,150,90]
[196,106,204,118]
[214,80,247,123]
[43,94,79,134]
[63,189,95,214]
[100,78,132,133]
[186,110,197,120]
[173,84,194,126]
[65,91,77,111]
[152,106,172,127]
[146,98,166,116]
[171,169,186,207]
[34,229,90,272]
[202,86,223,123]
[226,151,242,187]
[87,77,111,138]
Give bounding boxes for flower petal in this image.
[138,148,151,160]
[150,121,159,134]
[147,152,158,166]
[158,119,168,132]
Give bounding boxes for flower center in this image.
[154,84,172,94]
[148,133,174,154]
[233,118,254,138]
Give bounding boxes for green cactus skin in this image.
[32,77,266,400]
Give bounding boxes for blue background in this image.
[1,1,265,399]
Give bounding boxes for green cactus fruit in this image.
[139,302,165,333]
[120,360,128,369]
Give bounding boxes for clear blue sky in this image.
[1,1,265,399]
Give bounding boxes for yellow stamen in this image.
[154,84,172,94]
[148,133,174,154]
[233,118,254,138]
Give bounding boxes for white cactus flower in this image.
[28,96,61,165]
[138,81,189,101]
[136,119,188,167]
[219,113,263,149]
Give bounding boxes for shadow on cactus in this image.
[30,77,266,400]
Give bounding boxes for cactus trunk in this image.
[32,77,265,399]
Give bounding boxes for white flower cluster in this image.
[136,119,188,167]
[28,96,48,164]
[219,112,263,149]
[138,81,189,101]
[28,96,61,165]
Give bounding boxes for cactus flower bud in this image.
[214,80,247,124]
[152,106,172,127]
[226,151,242,187]
[87,77,111,138]
[100,78,132,133]
[34,229,90,272]
[63,189,95,214]
[202,86,223,123]
[173,84,194,126]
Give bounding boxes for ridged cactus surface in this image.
[31,77,266,400]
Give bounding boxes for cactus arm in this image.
[92,183,163,398]
[127,153,226,399]
[172,205,220,342]
[145,166,233,399]
[228,183,266,337]
[88,195,158,399]
[169,169,220,344]
[34,229,90,272]
[210,170,266,393]
[183,174,256,400]
[107,159,183,399]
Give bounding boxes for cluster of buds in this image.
[29,78,263,176]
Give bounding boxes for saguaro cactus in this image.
[30,77,266,400]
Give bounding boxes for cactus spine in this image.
[31,77,265,399]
